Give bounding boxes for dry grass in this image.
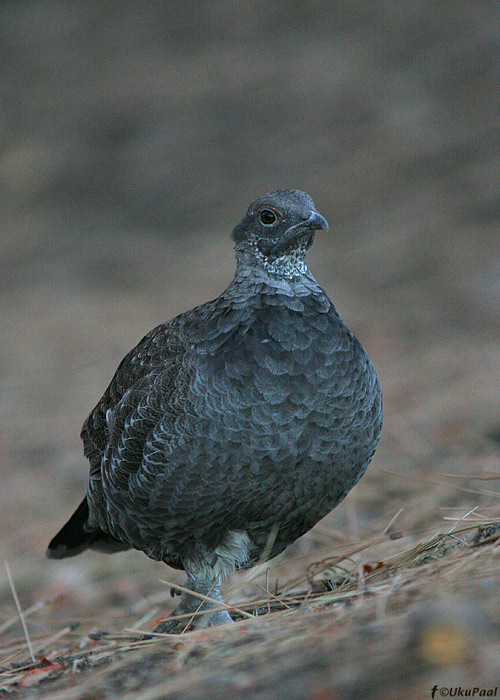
[2,498,500,698]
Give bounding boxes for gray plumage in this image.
[47,189,382,629]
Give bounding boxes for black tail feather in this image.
[46,498,129,559]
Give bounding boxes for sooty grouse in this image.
[47,190,382,629]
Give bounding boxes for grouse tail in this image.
[46,498,129,559]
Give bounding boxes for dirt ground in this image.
[1,2,500,698]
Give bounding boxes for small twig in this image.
[381,508,404,536]
[258,523,280,564]
[446,534,468,546]
[254,582,292,610]
[34,624,78,655]
[443,548,486,577]
[265,568,271,614]
[297,588,313,612]
[4,561,35,663]
[0,597,54,635]
[446,506,479,534]
[470,531,500,547]
[129,608,159,630]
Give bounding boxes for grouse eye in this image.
[259,209,278,226]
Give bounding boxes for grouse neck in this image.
[234,240,313,283]
[230,258,323,304]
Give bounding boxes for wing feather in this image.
[81,319,186,475]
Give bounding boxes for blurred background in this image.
[1,0,500,647]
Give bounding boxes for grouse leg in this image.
[153,573,233,633]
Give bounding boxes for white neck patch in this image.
[239,238,309,281]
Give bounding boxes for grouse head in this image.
[231,190,329,274]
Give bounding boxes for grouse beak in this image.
[267,209,329,256]
[304,210,329,232]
